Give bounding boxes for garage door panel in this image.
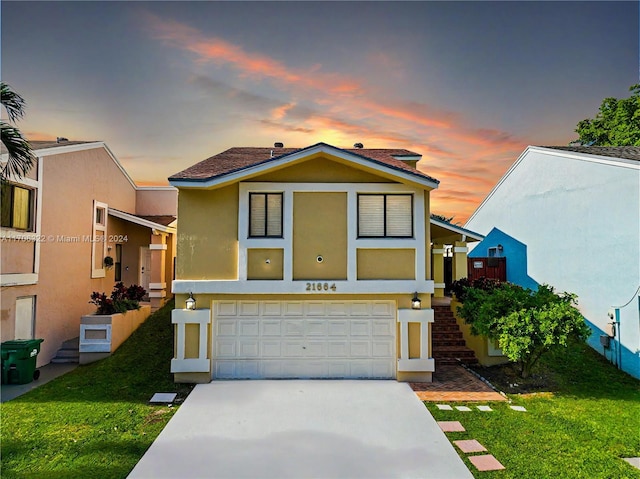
[239,320,259,336]
[217,302,237,316]
[284,320,304,336]
[262,302,283,316]
[261,341,281,357]
[350,302,370,316]
[215,340,236,357]
[327,341,348,357]
[217,320,237,336]
[239,302,260,316]
[372,319,394,336]
[350,341,371,357]
[372,302,393,316]
[350,320,371,336]
[305,320,327,336]
[284,302,304,316]
[305,341,327,357]
[306,302,327,316]
[328,320,348,336]
[261,320,282,336]
[372,341,394,357]
[283,341,304,357]
[239,341,259,357]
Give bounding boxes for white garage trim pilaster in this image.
[171,309,211,373]
[397,308,435,372]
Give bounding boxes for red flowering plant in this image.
[89,282,147,314]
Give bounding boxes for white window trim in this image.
[0,157,44,286]
[91,200,108,278]
[174,182,431,294]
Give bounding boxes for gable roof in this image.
[169,142,439,188]
[539,145,640,162]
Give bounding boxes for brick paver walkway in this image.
[410,365,507,401]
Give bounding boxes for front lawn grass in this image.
[428,341,640,478]
[1,300,194,479]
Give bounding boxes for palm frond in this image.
[1,82,27,124]
[1,122,36,182]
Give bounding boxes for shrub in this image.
[90,282,147,315]
[456,282,591,378]
[451,276,502,302]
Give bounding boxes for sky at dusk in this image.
[2,1,638,221]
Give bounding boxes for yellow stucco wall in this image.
[247,248,284,280]
[293,192,347,280]
[177,185,238,280]
[356,249,415,280]
[251,156,395,183]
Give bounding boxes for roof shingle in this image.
[539,145,640,162]
[169,143,439,184]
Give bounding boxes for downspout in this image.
[611,284,640,372]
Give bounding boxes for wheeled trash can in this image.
[1,339,44,384]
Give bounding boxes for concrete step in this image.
[50,337,80,364]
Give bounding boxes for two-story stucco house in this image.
[168,142,478,383]
[1,140,177,366]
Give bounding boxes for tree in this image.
[455,282,591,378]
[574,84,640,146]
[1,82,35,182]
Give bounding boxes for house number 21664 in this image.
[306,282,337,292]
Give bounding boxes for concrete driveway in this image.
[127,380,473,479]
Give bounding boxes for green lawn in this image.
[427,341,640,478]
[1,300,193,479]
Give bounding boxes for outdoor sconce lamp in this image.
[411,292,421,310]
[185,292,196,311]
[497,244,504,252]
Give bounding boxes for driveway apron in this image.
[127,380,473,479]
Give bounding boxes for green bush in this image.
[456,283,591,377]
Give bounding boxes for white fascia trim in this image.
[453,246,468,253]
[392,155,422,162]
[434,283,446,289]
[170,144,439,190]
[530,146,640,170]
[108,208,176,234]
[149,244,168,250]
[135,186,177,191]
[172,279,434,295]
[149,282,167,290]
[431,217,484,241]
[0,273,38,286]
[149,291,167,298]
[31,141,106,157]
[466,147,530,226]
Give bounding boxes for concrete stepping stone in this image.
[510,405,527,412]
[455,406,472,411]
[477,405,493,411]
[453,439,487,453]
[469,454,506,471]
[436,404,453,410]
[150,392,177,404]
[437,421,465,432]
[623,458,640,470]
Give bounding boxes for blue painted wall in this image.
[469,227,640,379]
[468,227,538,290]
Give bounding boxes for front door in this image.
[15,296,35,339]
[139,247,151,292]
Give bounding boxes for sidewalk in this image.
[1,363,77,402]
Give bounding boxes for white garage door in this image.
[213,300,396,379]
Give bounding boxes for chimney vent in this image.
[274,142,284,148]
[56,137,69,143]
[353,142,364,149]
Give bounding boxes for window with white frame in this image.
[249,192,283,238]
[1,183,33,231]
[357,193,413,238]
[91,201,108,278]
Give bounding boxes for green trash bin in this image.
[1,339,44,385]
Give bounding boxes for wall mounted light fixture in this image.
[185,292,196,310]
[411,292,421,310]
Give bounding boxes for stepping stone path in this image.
[436,404,507,472]
[469,454,506,471]
[455,406,472,411]
[453,439,487,453]
[510,405,527,412]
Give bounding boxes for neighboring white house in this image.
[465,146,640,379]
